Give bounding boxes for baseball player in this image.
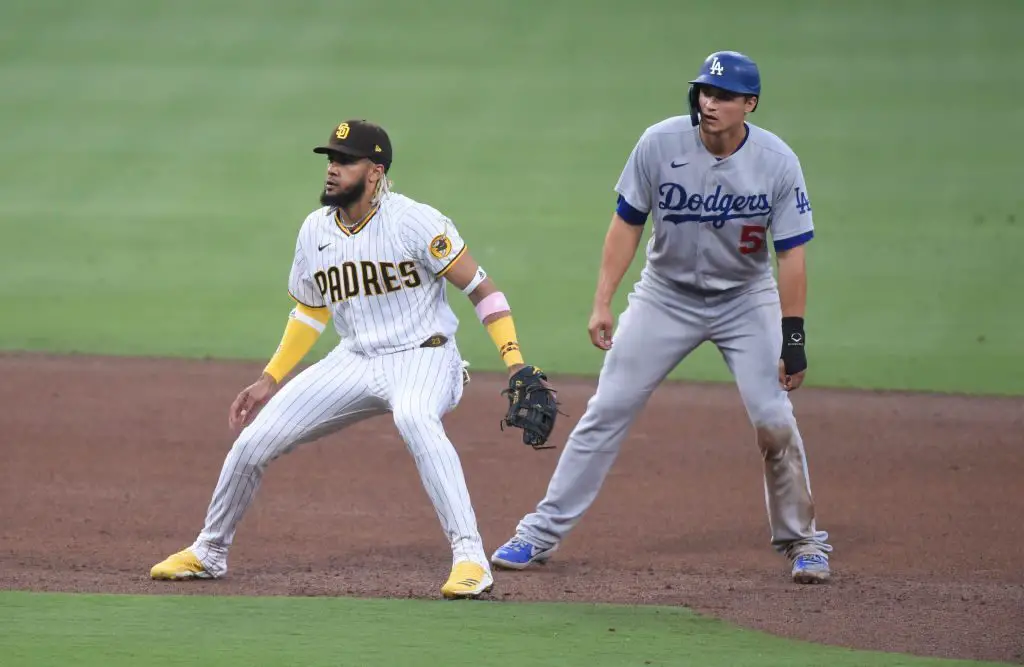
[150,119,557,599]
[491,51,833,584]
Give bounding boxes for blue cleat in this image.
[490,536,556,570]
[791,552,830,584]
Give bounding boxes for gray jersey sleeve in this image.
[613,130,655,220]
[287,223,326,308]
[769,157,815,252]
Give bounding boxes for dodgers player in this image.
[151,119,546,598]
[491,51,833,584]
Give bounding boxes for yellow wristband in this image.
[485,315,525,368]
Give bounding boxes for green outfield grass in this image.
[1,3,1021,665]
[0,591,1009,667]
[1,0,1022,395]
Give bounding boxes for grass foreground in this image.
[0,591,1008,667]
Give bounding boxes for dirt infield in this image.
[1,353,1021,663]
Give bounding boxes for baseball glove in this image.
[500,365,562,450]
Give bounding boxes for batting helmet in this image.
[687,51,761,126]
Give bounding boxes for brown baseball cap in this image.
[313,119,393,171]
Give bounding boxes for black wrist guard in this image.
[781,317,807,375]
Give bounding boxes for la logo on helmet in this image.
[709,57,725,76]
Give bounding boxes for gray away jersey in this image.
[287,192,467,356]
[615,117,815,293]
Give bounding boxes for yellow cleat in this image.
[441,561,494,599]
[150,548,214,580]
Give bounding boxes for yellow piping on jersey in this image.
[436,245,467,277]
[335,204,379,237]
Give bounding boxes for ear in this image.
[746,95,759,113]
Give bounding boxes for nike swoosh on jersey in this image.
[318,242,332,251]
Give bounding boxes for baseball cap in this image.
[313,119,393,171]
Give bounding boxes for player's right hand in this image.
[228,373,278,431]
[588,304,615,351]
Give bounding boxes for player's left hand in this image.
[500,365,562,450]
[779,362,806,392]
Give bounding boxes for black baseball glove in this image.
[500,365,562,450]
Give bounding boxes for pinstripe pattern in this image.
[191,340,484,575]
[287,192,465,356]
[380,344,482,565]
[189,190,487,576]
[191,346,383,574]
[288,231,326,309]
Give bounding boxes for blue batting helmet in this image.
[688,51,761,126]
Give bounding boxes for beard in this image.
[319,178,366,209]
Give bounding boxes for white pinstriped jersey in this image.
[287,192,468,356]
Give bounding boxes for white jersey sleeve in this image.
[769,157,815,252]
[400,206,469,277]
[287,225,326,308]
[613,129,655,218]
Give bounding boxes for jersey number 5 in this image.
[739,225,766,255]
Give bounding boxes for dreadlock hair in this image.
[371,167,393,206]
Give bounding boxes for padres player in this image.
[492,51,833,583]
[151,119,545,598]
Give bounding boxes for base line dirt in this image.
[1,353,1021,663]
